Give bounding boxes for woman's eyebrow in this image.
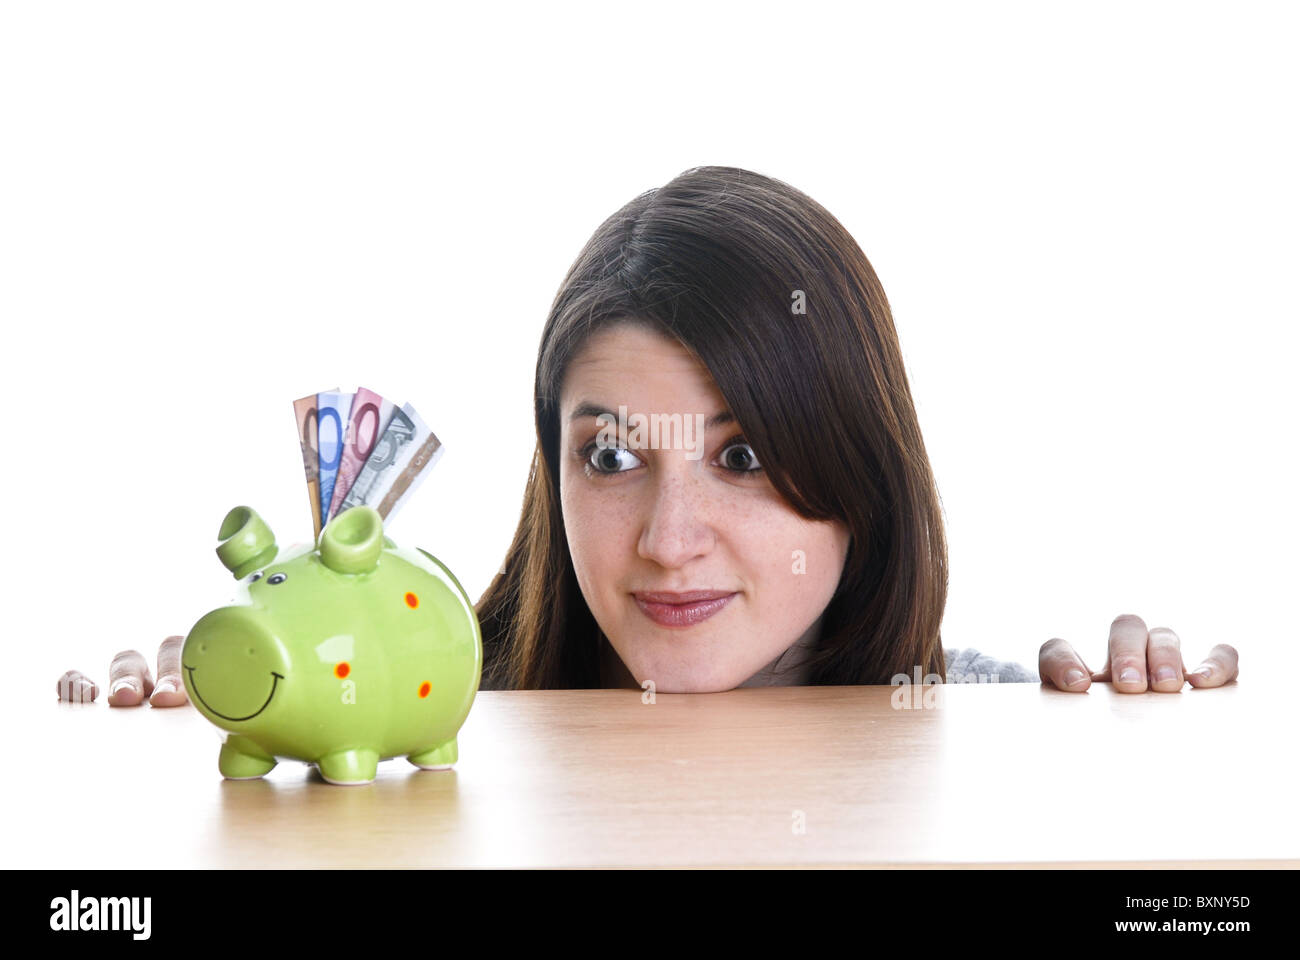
[566,401,736,431]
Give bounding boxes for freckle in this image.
[335,662,350,679]
[405,592,419,608]
[418,681,431,698]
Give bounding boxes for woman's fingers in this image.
[1108,613,1150,693]
[1042,616,1236,695]
[56,669,98,703]
[149,635,189,707]
[107,649,154,706]
[56,639,188,707]
[1038,637,1093,691]
[1184,643,1239,688]
[1146,625,1186,692]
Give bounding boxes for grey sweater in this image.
[944,647,1040,683]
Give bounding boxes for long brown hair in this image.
[475,165,948,689]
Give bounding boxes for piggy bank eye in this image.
[248,572,264,583]
[267,573,288,585]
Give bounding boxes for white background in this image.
[3,0,1295,689]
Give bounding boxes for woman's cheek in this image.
[771,520,844,622]
[751,513,807,587]
[565,485,634,595]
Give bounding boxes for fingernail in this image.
[154,679,175,694]
[1063,668,1086,686]
[1118,667,1141,683]
[1153,666,1176,683]
[110,678,139,694]
[1190,665,1213,679]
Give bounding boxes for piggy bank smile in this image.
[185,666,285,722]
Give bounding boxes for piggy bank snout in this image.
[183,607,287,724]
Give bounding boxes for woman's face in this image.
[559,321,851,693]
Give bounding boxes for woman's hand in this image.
[106,636,189,707]
[1039,613,1238,692]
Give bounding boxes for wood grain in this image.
[22,678,1296,868]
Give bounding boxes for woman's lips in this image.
[632,591,738,627]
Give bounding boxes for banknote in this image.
[316,390,355,526]
[292,390,334,538]
[339,401,444,521]
[326,386,395,522]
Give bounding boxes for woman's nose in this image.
[635,470,717,569]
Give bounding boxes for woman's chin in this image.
[623,652,746,693]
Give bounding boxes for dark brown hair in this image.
[475,165,948,689]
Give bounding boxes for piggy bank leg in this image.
[218,736,277,780]
[317,748,380,785]
[409,737,457,770]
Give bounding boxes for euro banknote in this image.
[316,390,355,527]
[338,401,444,521]
[293,388,441,537]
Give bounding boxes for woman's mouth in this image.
[632,590,738,628]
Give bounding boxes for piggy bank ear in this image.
[216,506,278,579]
[319,505,384,574]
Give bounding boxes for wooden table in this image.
[20,678,1298,868]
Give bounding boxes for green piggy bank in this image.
[181,504,481,785]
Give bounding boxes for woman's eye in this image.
[718,440,762,473]
[579,437,764,477]
[583,442,641,476]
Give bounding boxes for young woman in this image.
[80,166,1238,704]
[475,165,1239,694]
